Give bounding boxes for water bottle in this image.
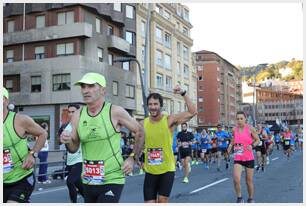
[64,123,72,133]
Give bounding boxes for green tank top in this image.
[77,102,124,185]
[3,111,33,183]
[144,115,175,174]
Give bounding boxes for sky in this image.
[186,2,303,67]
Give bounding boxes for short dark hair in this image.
[217,124,222,128]
[68,104,80,110]
[181,122,187,127]
[236,111,246,118]
[147,93,163,107]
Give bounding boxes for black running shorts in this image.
[3,173,35,203]
[234,160,255,169]
[179,147,192,159]
[83,184,124,203]
[143,171,175,201]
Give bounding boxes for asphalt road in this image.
[30,148,303,203]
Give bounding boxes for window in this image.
[199,107,204,112]
[98,48,103,62]
[113,81,118,95]
[4,75,20,92]
[156,27,163,43]
[126,5,134,19]
[113,3,121,12]
[108,54,113,65]
[141,21,146,37]
[57,11,74,25]
[36,15,45,28]
[164,54,171,70]
[166,76,172,91]
[184,64,189,79]
[56,43,74,56]
[164,32,171,48]
[123,61,130,71]
[156,73,163,89]
[183,8,189,21]
[177,42,181,57]
[155,4,162,14]
[96,18,101,33]
[35,46,45,59]
[52,74,71,91]
[198,97,203,102]
[107,25,113,35]
[31,76,41,92]
[6,50,14,63]
[7,20,14,32]
[177,62,181,76]
[126,84,135,98]
[141,45,145,64]
[156,50,163,66]
[125,31,134,45]
[164,10,171,20]
[197,65,203,71]
[183,45,189,60]
[182,27,188,36]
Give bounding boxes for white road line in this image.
[32,186,66,196]
[272,157,279,161]
[189,178,229,194]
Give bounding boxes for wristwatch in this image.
[29,150,38,158]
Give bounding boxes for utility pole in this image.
[143,3,152,98]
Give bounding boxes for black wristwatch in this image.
[181,90,187,96]
[29,150,38,158]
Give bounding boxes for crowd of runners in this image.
[3,72,303,203]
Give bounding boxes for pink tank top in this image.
[233,124,254,161]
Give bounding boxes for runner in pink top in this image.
[233,124,254,161]
[227,111,260,203]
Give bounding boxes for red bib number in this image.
[3,149,14,174]
[148,148,163,165]
[83,160,105,185]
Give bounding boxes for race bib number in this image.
[148,148,163,165]
[83,160,105,185]
[285,140,290,146]
[182,142,190,148]
[201,149,207,153]
[234,144,244,155]
[258,141,263,146]
[3,149,14,174]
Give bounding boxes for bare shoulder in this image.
[111,104,126,116]
[248,125,256,132]
[15,113,34,125]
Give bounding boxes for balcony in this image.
[4,22,92,46]
[107,35,131,55]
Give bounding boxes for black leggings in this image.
[66,162,83,203]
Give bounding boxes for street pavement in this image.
[30,148,303,203]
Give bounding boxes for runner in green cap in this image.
[61,73,145,203]
[3,87,48,203]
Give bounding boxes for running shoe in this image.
[226,162,229,169]
[247,198,255,203]
[183,177,189,183]
[236,197,244,203]
[261,166,265,172]
[255,165,260,171]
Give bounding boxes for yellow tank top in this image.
[144,115,175,174]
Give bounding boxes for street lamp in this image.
[252,63,268,127]
[113,57,148,117]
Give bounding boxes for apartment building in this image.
[135,3,197,130]
[3,3,137,149]
[194,50,242,128]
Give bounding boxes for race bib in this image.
[148,148,163,165]
[182,142,190,148]
[234,144,244,155]
[258,141,263,146]
[83,160,105,185]
[201,149,207,153]
[285,140,290,146]
[3,149,14,174]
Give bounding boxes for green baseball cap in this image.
[3,87,9,99]
[74,73,106,87]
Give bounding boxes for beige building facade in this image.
[135,3,197,130]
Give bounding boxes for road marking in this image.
[189,178,229,194]
[272,157,279,161]
[32,186,66,195]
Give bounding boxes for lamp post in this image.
[113,57,148,117]
[252,63,268,127]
